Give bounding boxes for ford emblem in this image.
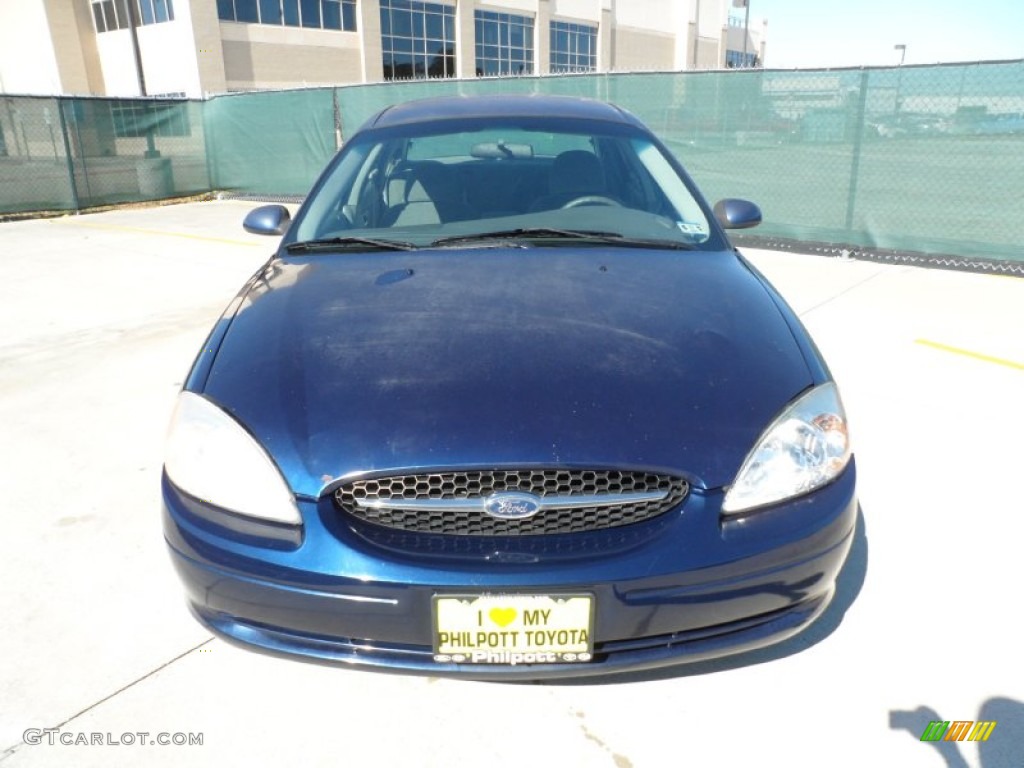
[483,492,543,520]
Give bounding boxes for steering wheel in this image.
[561,195,622,209]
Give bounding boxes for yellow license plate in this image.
[432,594,594,665]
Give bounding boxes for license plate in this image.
[432,594,594,665]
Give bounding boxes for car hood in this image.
[201,248,813,497]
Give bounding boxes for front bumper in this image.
[163,464,857,679]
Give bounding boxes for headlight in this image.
[164,392,301,525]
[722,382,851,515]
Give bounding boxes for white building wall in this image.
[138,1,204,96]
[550,0,601,22]
[697,0,727,31]
[94,30,141,96]
[609,0,680,71]
[94,14,204,97]
[612,0,676,33]
[687,0,729,69]
[0,3,62,94]
[672,1,692,70]
[478,0,539,15]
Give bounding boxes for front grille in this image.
[334,469,688,536]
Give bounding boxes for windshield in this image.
[291,119,716,250]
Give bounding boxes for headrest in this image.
[549,150,604,195]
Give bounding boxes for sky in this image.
[743,0,1024,69]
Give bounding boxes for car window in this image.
[293,120,713,248]
[407,129,594,160]
[631,138,708,234]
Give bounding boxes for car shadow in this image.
[539,503,869,685]
[889,698,1024,768]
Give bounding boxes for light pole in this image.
[894,44,907,116]
[742,0,751,67]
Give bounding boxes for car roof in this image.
[366,93,643,130]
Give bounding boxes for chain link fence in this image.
[2,60,1022,267]
[0,95,208,212]
[203,88,336,197]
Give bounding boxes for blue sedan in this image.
[163,94,856,678]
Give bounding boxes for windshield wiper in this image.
[285,236,417,253]
[430,228,695,250]
[599,235,696,250]
[431,228,618,247]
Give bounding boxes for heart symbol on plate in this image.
[489,607,517,627]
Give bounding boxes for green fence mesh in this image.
[336,62,1024,264]
[2,61,1023,266]
[204,88,337,196]
[0,96,75,212]
[0,95,208,212]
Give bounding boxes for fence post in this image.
[201,98,217,192]
[333,88,344,149]
[56,98,81,213]
[844,68,870,234]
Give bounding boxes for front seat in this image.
[384,164,441,227]
[530,150,607,211]
[384,161,471,227]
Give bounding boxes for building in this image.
[725,12,766,69]
[0,0,765,98]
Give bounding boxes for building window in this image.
[217,0,357,31]
[380,0,456,80]
[138,0,174,24]
[109,101,190,138]
[92,0,129,31]
[725,50,758,68]
[92,0,175,32]
[474,10,533,77]
[549,20,596,74]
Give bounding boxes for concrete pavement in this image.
[1,201,1021,767]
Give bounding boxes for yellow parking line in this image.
[915,339,1024,371]
[55,219,260,247]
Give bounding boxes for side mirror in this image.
[713,199,762,230]
[243,204,292,236]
